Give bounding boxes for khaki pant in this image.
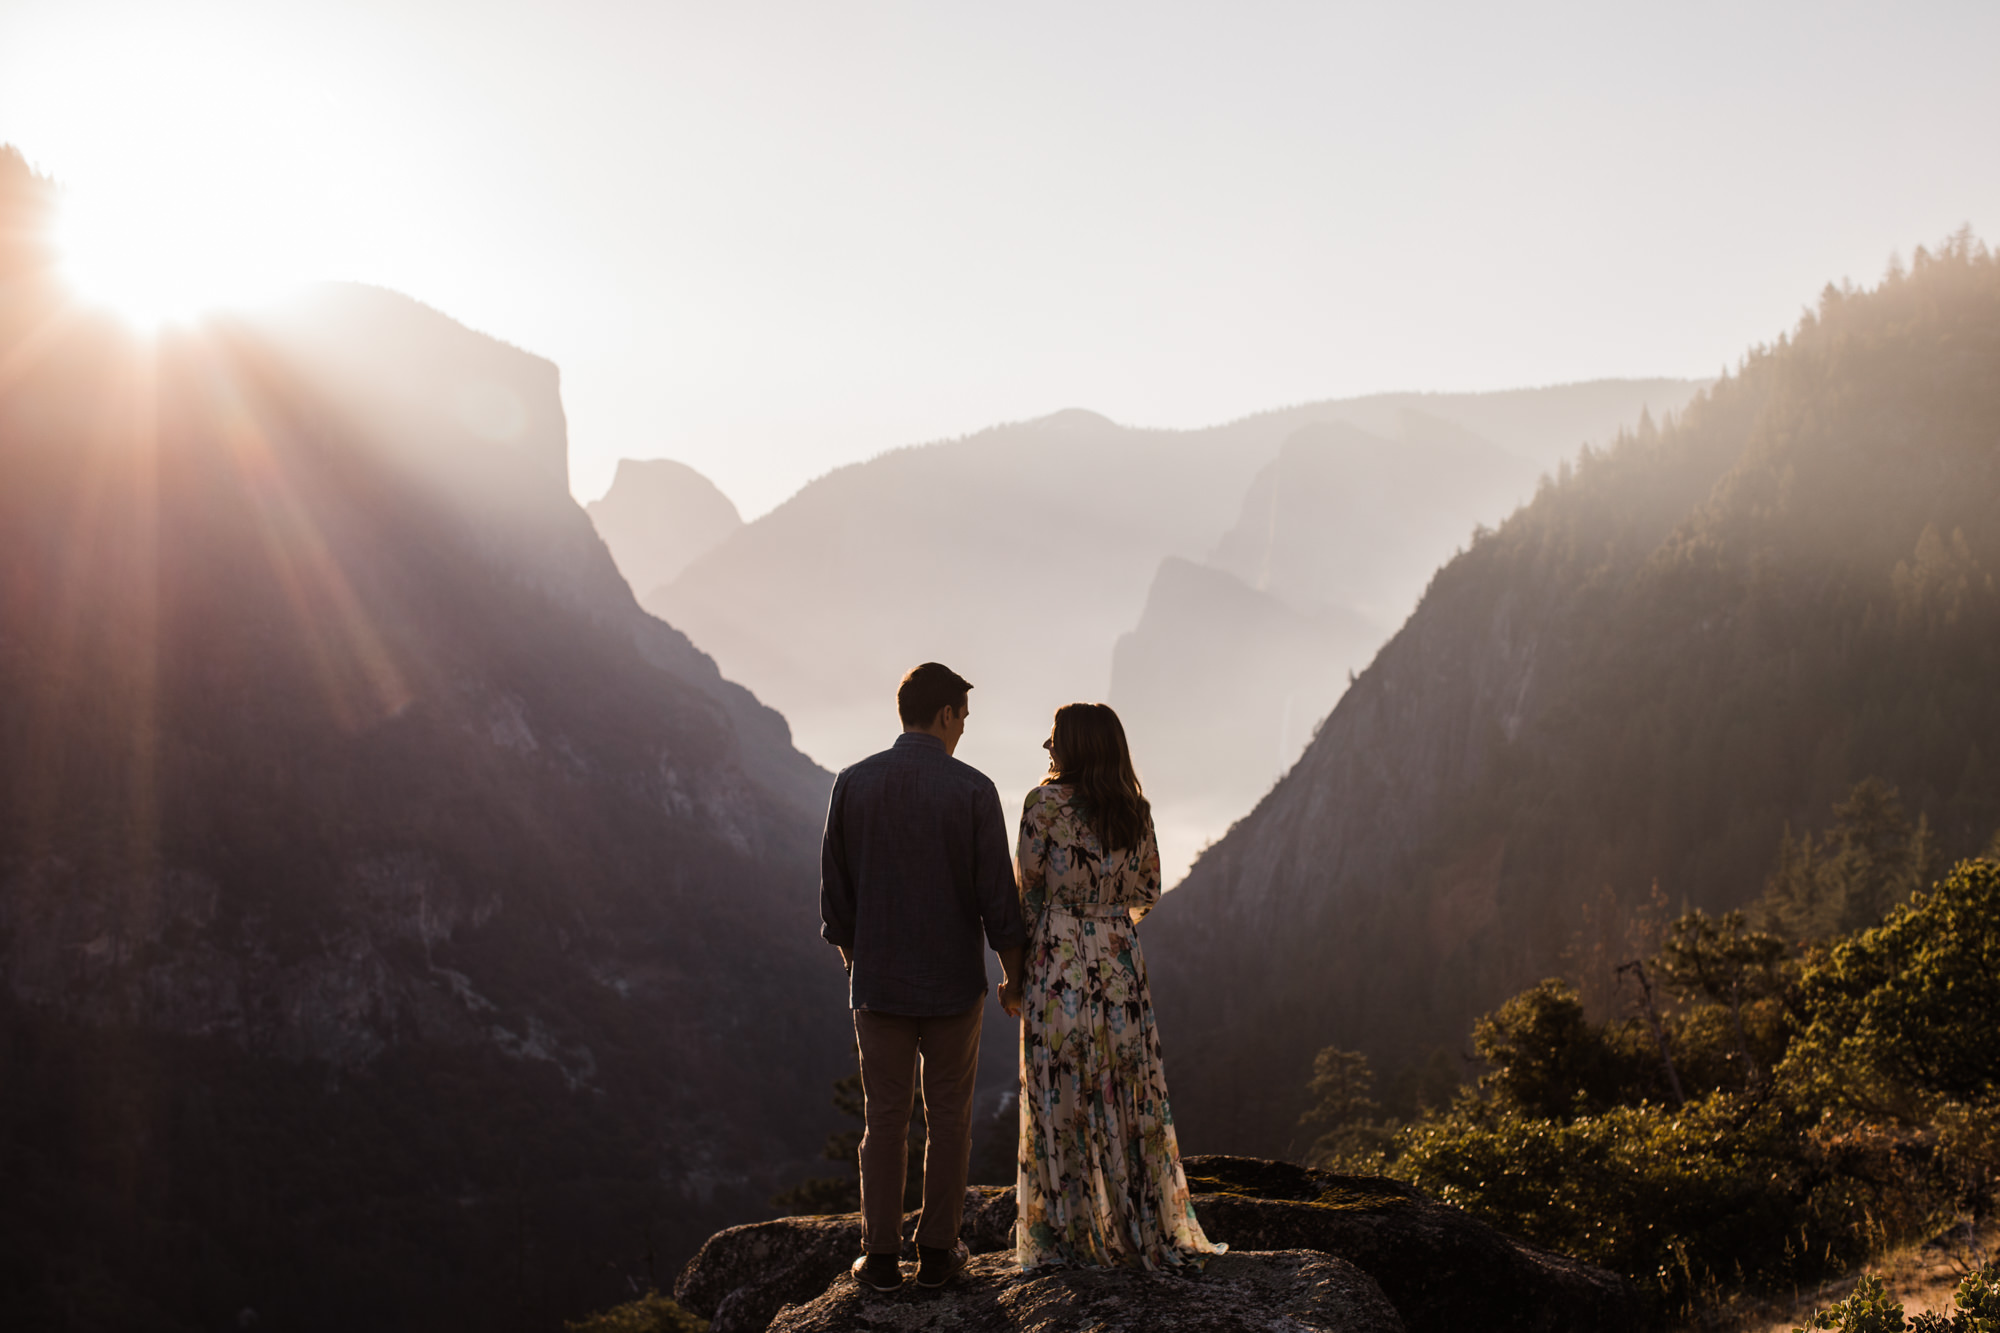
[853,1003,984,1254]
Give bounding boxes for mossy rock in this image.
[1182,1156,1420,1211]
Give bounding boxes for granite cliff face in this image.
[0,154,840,1330]
[1144,240,2000,1155]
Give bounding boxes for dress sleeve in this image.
[1017,787,1051,933]
[1124,816,1163,924]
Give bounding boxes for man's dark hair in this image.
[898,662,972,728]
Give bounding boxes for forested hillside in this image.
[0,149,841,1331]
[1146,233,2000,1156]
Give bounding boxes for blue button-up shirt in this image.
[820,732,1027,1016]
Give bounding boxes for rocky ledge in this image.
[674,1156,1644,1333]
[767,1248,1402,1332]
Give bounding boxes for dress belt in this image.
[1047,902,1133,920]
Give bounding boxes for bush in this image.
[1799,1273,1908,1333]
[1392,1094,1833,1307]
[1373,858,2000,1317]
[1796,1259,2000,1333]
[1470,980,1628,1118]
[1781,859,2000,1115]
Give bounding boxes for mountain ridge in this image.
[643,379,1705,863]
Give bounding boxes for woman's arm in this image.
[1016,787,1052,933]
[1127,818,1163,924]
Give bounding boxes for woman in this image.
[1008,702,1224,1271]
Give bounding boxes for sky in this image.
[3,0,1997,518]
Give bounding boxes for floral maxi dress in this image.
[1014,783,1224,1270]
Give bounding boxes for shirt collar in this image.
[894,732,946,753]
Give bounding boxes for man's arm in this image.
[995,944,1025,1019]
[819,775,856,966]
[972,782,1028,1015]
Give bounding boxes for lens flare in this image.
[54,185,291,331]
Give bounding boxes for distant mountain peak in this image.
[1028,407,1121,432]
[587,457,743,599]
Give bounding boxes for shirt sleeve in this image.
[976,780,1027,951]
[1125,816,1163,924]
[818,772,856,949]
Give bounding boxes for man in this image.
[820,662,1027,1292]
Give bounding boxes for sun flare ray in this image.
[197,340,415,729]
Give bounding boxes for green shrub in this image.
[1378,857,2000,1316]
[1939,1262,2000,1333]
[1781,859,2000,1115]
[1795,1259,2000,1333]
[1469,979,1663,1118]
[1301,855,2000,1321]
[1935,1100,2000,1197]
[1799,1273,1906,1333]
[1392,1093,1834,1306]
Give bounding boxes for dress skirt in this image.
[1015,899,1223,1270]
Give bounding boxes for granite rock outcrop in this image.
[674,1156,1642,1333]
[767,1249,1403,1333]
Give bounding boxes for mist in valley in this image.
[593,381,1705,883]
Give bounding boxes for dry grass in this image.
[1673,1214,1998,1332]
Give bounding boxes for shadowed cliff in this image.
[0,149,840,1331]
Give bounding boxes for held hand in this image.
[998,978,1024,1020]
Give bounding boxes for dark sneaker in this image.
[851,1253,903,1292]
[915,1239,969,1288]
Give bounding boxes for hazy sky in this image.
[5,0,1996,517]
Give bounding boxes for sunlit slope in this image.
[1145,237,2000,1156]
[647,382,1704,818]
[0,151,838,1330]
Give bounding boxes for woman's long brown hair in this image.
[1044,702,1151,853]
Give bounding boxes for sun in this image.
[54,180,294,331]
